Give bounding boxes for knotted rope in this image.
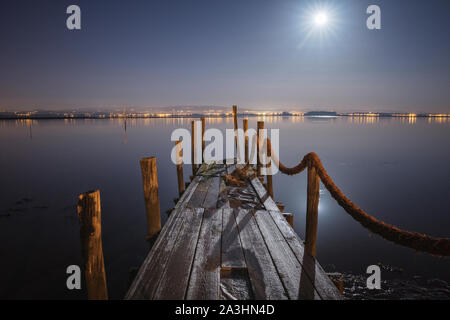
[266,139,450,257]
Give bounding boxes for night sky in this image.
[1,0,450,112]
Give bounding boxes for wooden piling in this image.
[175,140,185,197]
[276,202,285,212]
[140,157,162,240]
[257,121,264,179]
[191,121,197,175]
[233,105,240,161]
[201,117,205,164]
[266,137,274,199]
[243,119,249,164]
[305,163,320,258]
[327,273,344,294]
[283,213,294,228]
[77,190,108,300]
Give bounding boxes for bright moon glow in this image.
[297,5,338,48]
[314,12,328,26]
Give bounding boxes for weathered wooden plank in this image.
[125,177,200,299]
[254,210,321,300]
[202,176,220,209]
[220,268,253,300]
[187,177,212,208]
[267,210,342,300]
[154,208,205,299]
[221,208,246,269]
[250,177,280,212]
[125,206,189,299]
[186,209,222,300]
[174,176,201,210]
[217,178,230,209]
[233,209,288,300]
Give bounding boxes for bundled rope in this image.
[266,139,450,257]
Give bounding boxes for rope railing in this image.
[265,139,450,258]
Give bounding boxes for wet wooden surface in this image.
[126,163,342,300]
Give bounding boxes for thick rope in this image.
[266,139,450,257]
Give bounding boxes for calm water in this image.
[0,116,449,299]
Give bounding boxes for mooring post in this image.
[139,157,162,240]
[266,138,274,199]
[175,140,185,197]
[305,162,320,258]
[243,119,248,164]
[191,120,197,175]
[77,190,108,300]
[201,117,205,164]
[257,121,264,180]
[283,213,294,228]
[233,105,240,161]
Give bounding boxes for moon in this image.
[314,12,328,27]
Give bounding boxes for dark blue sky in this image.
[1,0,450,112]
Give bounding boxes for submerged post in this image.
[175,140,185,197]
[305,162,320,258]
[140,157,162,240]
[233,105,240,161]
[201,117,206,164]
[243,119,248,164]
[191,121,197,175]
[77,190,108,300]
[257,121,264,179]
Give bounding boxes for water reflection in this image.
[347,115,380,124]
[0,116,450,299]
[428,116,449,124]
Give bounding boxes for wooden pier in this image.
[75,106,450,300]
[125,162,342,300]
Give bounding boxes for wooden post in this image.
[266,138,274,199]
[257,121,264,179]
[232,105,240,161]
[140,157,162,240]
[327,273,344,294]
[283,213,294,228]
[201,117,205,164]
[276,202,285,212]
[305,163,320,258]
[77,190,108,300]
[243,119,248,164]
[175,140,185,197]
[191,121,197,175]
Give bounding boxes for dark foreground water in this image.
[0,116,449,299]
